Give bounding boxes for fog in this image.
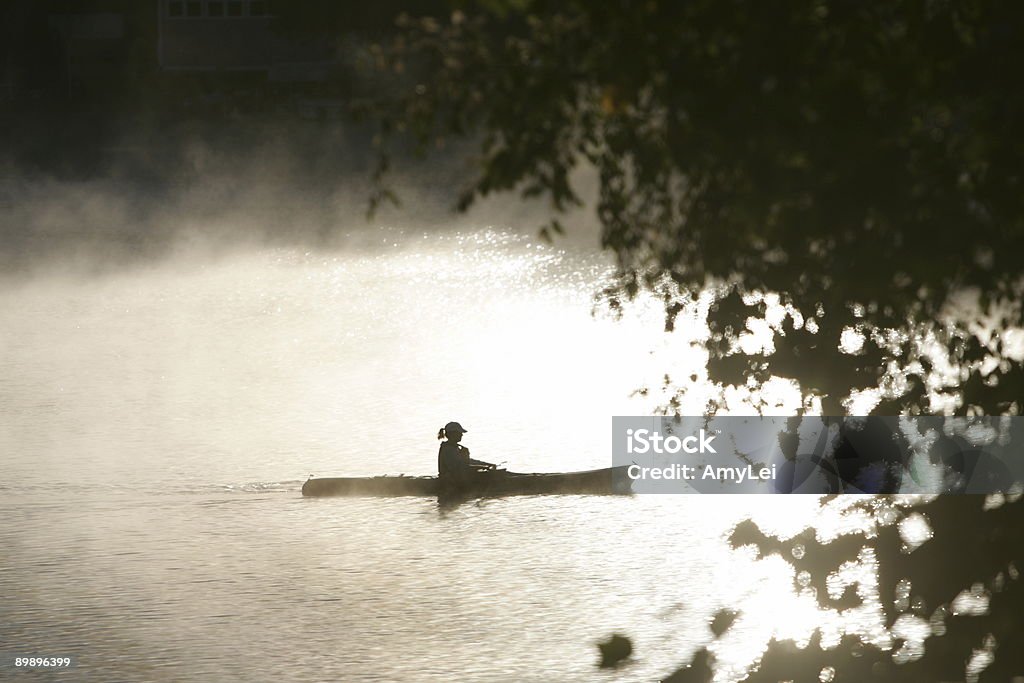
[0,121,688,488]
[0,120,605,281]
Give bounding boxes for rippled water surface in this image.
[2,230,845,681]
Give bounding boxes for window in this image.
[249,1,267,16]
[168,1,183,17]
[227,1,242,17]
[186,1,202,17]
[208,1,224,17]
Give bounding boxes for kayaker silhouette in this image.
[437,421,496,486]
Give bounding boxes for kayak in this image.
[302,466,632,498]
[301,466,633,498]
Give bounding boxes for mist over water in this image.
[1,167,866,681]
[0,136,686,481]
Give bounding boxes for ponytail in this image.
[437,427,446,440]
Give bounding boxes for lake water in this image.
[1,227,864,681]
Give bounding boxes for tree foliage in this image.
[356,8,1024,677]
[705,494,1023,683]
[366,0,1024,415]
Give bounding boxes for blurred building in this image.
[156,0,343,118]
[2,0,345,117]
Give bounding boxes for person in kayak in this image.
[437,421,496,484]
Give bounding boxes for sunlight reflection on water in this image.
[0,227,888,681]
